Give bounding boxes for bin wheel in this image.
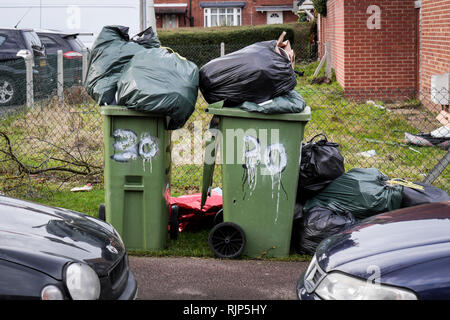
[213,209,224,226]
[208,222,246,259]
[169,205,179,240]
[98,204,106,222]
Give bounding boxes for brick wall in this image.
[420,0,450,110]
[319,0,417,99]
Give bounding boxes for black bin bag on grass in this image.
[116,48,199,130]
[199,40,297,107]
[85,25,160,106]
[297,134,345,203]
[294,207,357,255]
[303,168,403,220]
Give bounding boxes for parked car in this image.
[297,202,450,300]
[36,29,86,86]
[0,28,54,106]
[0,196,137,300]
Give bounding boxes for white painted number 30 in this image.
[111,129,159,164]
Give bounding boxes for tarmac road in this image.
[129,256,309,300]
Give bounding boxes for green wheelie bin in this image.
[101,106,171,251]
[202,101,311,258]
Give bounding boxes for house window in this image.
[204,8,241,27]
[163,14,178,29]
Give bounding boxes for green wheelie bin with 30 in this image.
[101,106,171,251]
[202,101,311,258]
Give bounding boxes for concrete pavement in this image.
[129,256,308,300]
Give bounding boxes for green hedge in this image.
[158,23,313,67]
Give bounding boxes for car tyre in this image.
[0,76,21,106]
[208,222,246,259]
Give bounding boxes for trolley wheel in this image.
[169,205,179,240]
[208,222,246,259]
[213,209,224,226]
[98,204,106,221]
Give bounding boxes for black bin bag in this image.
[236,90,306,114]
[401,182,450,208]
[199,40,297,107]
[85,25,160,106]
[116,48,199,130]
[294,207,357,255]
[297,134,345,203]
[303,168,403,220]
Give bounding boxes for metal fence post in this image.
[57,50,64,103]
[220,42,225,57]
[82,47,89,85]
[24,55,34,108]
[423,149,450,185]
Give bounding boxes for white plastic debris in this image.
[430,126,450,138]
[70,183,92,192]
[366,100,385,110]
[357,150,377,158]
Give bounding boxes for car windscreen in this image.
[23,31,43,49]
[0,35,6,47]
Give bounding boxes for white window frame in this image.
[204,7,242,27]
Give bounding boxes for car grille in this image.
[109,256,126,287]
[99,254,129,299]
[304,257,327,294]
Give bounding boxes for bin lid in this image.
[206,101,311,122]
[100,105,165,117]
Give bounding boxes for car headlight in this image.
[41,285,64,300]
[315,272,417,300]
[65,262,101,300]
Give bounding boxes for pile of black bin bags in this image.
[85,28,308,129]
[292,135,450,255]
[85,25,199,130]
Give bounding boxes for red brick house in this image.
[153,0,300,29]
[317,0,450,109]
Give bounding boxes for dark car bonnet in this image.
[315,202,450,278]
[0,196,125,280]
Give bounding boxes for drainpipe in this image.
[189,0,194,26]
[147,0,157,34]
[141,0,147,31]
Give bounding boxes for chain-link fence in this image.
[0,43,448,199]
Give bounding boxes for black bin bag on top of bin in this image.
[401,182,450,208]
[199,40,297,107]
[85,25,160,106]
[116,48,199,130]
[303,168,403,220]
[297,134,345,203]
[294,207,357,255]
